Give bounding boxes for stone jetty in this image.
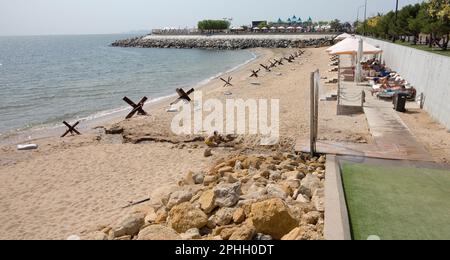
[111,34,334,50]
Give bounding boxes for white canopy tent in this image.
[231,26,244,31]
[327,37,383,83]
[327,37,382,55]
[335,33,353,41]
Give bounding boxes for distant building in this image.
[252,21,268,28]
[271,15,312,26]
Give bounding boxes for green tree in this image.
[408,14,424,44]
[198,20,230,33]
[426,0,450,50]
[376,11,396,39]
[329,19,343,32]
[257,21,268,29]
[396,4,421,41]
[359,1,449,50]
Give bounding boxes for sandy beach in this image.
[0,46,381,239]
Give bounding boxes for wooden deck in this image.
[295,140,433,162]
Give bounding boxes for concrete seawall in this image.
[111,34,335,50]
[362,37,450,130]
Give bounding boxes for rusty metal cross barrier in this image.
[123,96,148,119]
[250,69,261,78]
[61,121,81,138]
[171,88,195,105]
[260,64,271,72]
[220,76,233,87]
[269,60,277,68]
[284,56,294,63]
[276,58,284,65]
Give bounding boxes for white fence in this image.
[362,37,450,130]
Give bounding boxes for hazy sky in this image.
[0,0,423,36]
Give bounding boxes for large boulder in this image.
[180,228,202,240]
[137,225,181,240]
[168,202,208,233]
[213,182,241,208]
[301,211,322,225]
[232,208,246,224]
[193,173,205,185]
[149,184,179,207]
[199,189,216,213]
[266,184,288,199]
[282,171,305,181]
[229,222,256,240]
[112,213,145,238]
[242,156,263,169]
[249,198,298,240]
[312,188,325,212]
[210,207,235,226]
[281,226,322,240]
[299,174,321,198]
[166,190,193,209]
[203,175,218,186]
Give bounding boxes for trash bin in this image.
[393,93,407,112]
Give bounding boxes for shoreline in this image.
[0,49,261,146]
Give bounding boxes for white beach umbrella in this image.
[335,33,353,41]
[262,27,268,30]
[278,26,286,30]
[270,27,277,30]
[296,26,303,30]
[287,26,294,30]
[326,37,353,52]
[253,27,260,30]
[328,37,382,55]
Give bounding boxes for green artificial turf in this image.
[341,162,450,240]
[394,41,450,57]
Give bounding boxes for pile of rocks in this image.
[89,152,326,240]
[111,36,333,50]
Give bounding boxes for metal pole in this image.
[310,72,315,156]
[363,0,368,36]
[357,5,365,28]
[314,70,319,155]
[394,0,399,42]
[337,56,341,106]
[357,7,360,25]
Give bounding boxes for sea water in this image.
[0,34,255,138]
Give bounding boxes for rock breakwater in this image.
[111,35,334,50]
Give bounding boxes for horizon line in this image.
[0,31,151,37]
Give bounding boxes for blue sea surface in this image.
[0,34,254,136]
